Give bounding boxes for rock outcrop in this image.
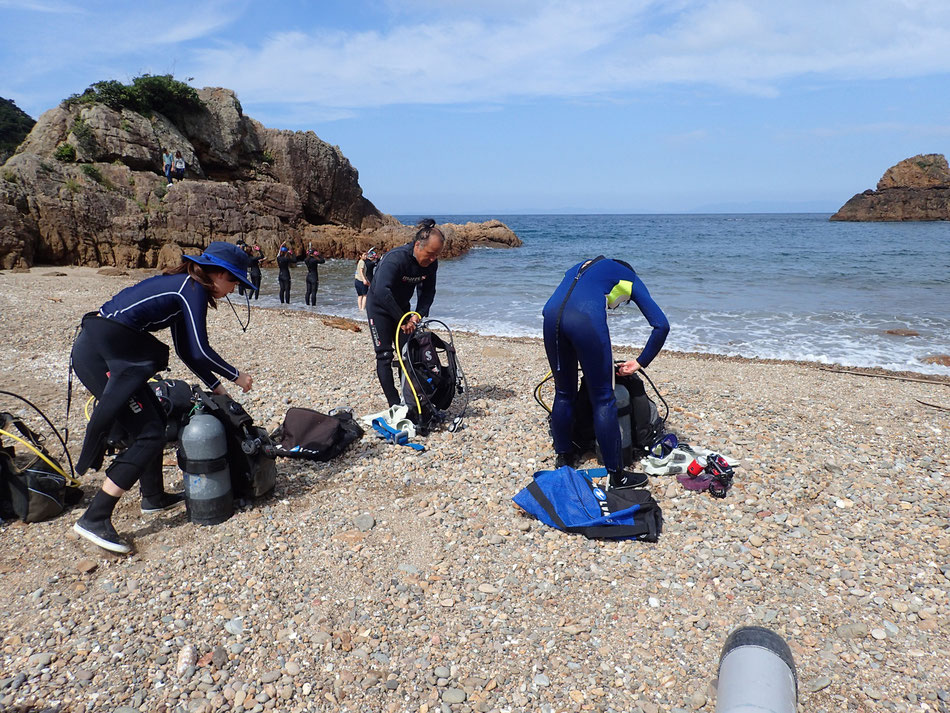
[0,87,520,268]
[831,154,950,221]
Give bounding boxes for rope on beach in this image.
[916,399,950,412]
[818,366,950,387]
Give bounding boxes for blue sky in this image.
[2,0,950,214]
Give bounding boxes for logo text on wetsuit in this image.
[401,275,427,283]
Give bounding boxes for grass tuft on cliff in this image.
[62,74,203,124]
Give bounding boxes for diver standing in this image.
[247,244,265,300]
[70,242,255,553]
[542,257,669,489]
[304,248,326,306]
[366,220,444,406]
[276,245,302,304]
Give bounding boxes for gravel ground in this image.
[0,267,948,713]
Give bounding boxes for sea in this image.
[243,214,950,376]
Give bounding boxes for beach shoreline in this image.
[0,267,948,712]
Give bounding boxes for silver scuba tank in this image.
[178,412,234,526]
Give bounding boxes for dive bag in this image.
[398,320,467,433]
[272,407,364,461]
[186,391,277,501]
[513,466,662,542]
[0,413,81,523]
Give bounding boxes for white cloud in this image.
[189,0,950,112]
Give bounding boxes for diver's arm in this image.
[170,289,241,388]
[369,253,408,321]
[630,277,669,368]
[415,263,437,317]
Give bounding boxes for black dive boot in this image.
[554,451,578,469]
[141,492,185,514]
[73,491,131,554]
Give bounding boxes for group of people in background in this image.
[161,148,186,187]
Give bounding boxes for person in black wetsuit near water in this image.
[70,242,255,553]
[276,244,303,304]
[304,248,326,306]
[244,244,265,300]
[366,220,444,406]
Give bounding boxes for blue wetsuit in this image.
[542,258,669,472]
[99,273,240,391]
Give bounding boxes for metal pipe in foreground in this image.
[717,626,798,713]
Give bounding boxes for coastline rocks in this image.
[831,154,950,221]
[0,86,520,268]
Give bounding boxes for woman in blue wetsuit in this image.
[70,242,255,554]
[542,257,669,490]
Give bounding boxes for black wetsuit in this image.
[304,254,326,306]
[365,242,438,406]
[72,273,241,491]
[248,253,263,299]
[277,252,302,304]
[364,256,378,284]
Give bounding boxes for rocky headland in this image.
[831,153,950,221]
[0,83,520,269]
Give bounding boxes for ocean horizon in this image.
[245,213,950,376]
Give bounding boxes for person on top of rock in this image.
[365,219,444,406]
[171,151,186,183]
[542,257,669,490]
[70,242,255,554]
[162,148,174,187]
[304,247,326,307]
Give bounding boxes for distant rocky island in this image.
[831,153,950,221]
[0,76,520,269]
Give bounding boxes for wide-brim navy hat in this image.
[183,241,255,290]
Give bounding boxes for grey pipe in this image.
[717,626,798,713]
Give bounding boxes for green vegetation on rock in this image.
[54,142,76,162]
[63,74,203,124]
[0,96,35,161]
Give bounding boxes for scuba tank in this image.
[594,383,634,468]
[178,413,234,526]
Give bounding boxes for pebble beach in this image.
[1,266,948,713]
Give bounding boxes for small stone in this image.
[808,676,832,693]
[836,623,868,639]
[434,666,450,678]
[442,688,467,703]
[689,690,707,709]
[224,618,243,636]
[75,559,98,574]
[261,670,281,684]
[477,583,499,594]
[870,628,887,640]
[211,646,228,669]
[354,514,376,532]
[533,674,551,687]
[285,661,301,676]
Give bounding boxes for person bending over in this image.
[542,257,669,489]
[366,220,444,406]
[71,242,255,554]
[276,244,304,304]
[304,248,326,306]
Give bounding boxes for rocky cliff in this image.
[0,86,520,269]
[831,154,950,221]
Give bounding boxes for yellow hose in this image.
[534,370,554,413]
[395,311,423,416]
[0,427,80,486]
[84,395,96,421]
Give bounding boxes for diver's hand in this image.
[235,372,254,392]
[401,315,420,334]
[617,359,641,376]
